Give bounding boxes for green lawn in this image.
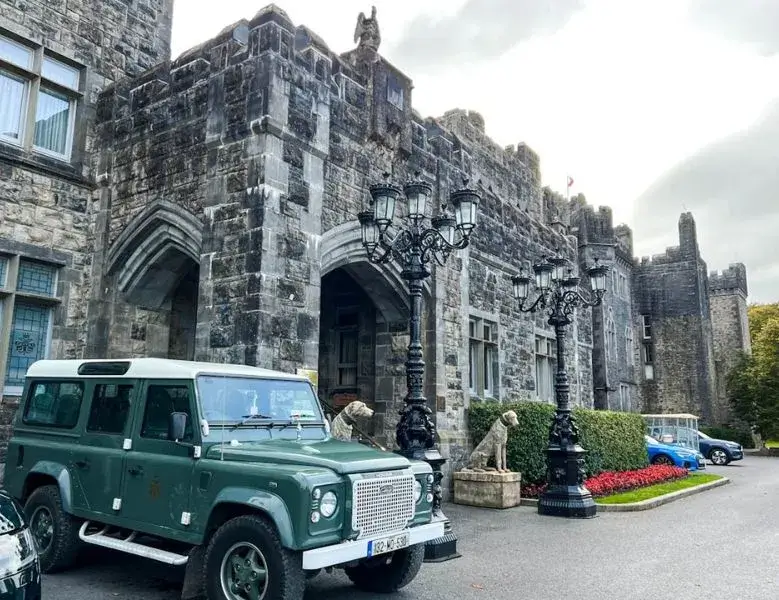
[766,440,779,448]
[596,473,724,505]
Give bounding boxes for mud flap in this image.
[181,546,206,600]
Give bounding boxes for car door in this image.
[118,379,198,535]
[70,380,137,518]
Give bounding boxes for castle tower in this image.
[708,263,751,423]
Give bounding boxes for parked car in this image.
[645,435,706,471]
[3,358,444,600]
[0,487,41,599]
[697,430,744,465]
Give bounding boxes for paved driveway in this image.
[43,455,778,600]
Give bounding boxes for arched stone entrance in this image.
[101,202,203,359]
[318,222,434,447]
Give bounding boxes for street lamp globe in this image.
[511,270,531,301]
[358,210,379,254]
[587,259,609,294]
[404,178,432,221]
[549,254,569,282]
[369,174,402,232]
[449,180,479,235]
[432,214,457,246]
[533,260,554,291]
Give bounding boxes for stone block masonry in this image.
[0,2,752,494]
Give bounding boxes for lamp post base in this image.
[424,514,461,562]
[537,445,597,519]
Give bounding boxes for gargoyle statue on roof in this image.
[354,6,381,52]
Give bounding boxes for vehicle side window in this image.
[22,381,84,428]
[86,384,134,435]
[140,384,194,441]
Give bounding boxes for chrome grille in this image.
[351,471,415,539]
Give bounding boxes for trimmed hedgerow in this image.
[467,401,649,484]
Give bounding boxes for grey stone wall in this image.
[0,0,175,460]
[709,263,751,423]
[633,213,718,421]
[571,202,640,413]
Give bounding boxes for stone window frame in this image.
[0,253,62,396]
[625,324,635,366]
[534,333,556,404]
[605,307,616,361]
[641,314,652,339]
[468,314,499,401]
[0,28,85,163]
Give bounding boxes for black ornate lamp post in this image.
[511,252,609,518]
[358,171,480,560]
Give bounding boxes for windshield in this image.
[196,375,324,426]
[697,430,710,439]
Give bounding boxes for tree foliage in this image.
[727,302,779,439]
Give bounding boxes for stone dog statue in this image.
[331,401,374,441]
[463,410,519,473]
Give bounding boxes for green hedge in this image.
[467,401,649,484]
[700,425,755,449]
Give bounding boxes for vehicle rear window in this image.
[22,381,84,428]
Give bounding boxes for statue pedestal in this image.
[453,471,522,509]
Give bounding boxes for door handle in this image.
[75,460,89,469]
[128,466,144,477]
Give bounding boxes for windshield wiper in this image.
[229,414,274,430]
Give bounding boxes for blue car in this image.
[645,435,706,471]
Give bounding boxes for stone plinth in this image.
[453,471,522,509]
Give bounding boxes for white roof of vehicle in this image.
[25,358,309,382]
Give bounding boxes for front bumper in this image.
[302,521,445,570]
[0,562,41,599]
[730,449,744,460]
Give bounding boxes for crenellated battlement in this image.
[709,263,748,296]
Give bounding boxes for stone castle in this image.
[0,1,751,490]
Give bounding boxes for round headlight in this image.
[413,479,422,503]
[320,491,337,518]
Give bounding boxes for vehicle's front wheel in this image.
[203,515,304,600]
[709,448,731,466]
[345,544,425,593]
[24,484,82,573]
[651,454,674,466]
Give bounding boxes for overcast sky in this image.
[171,0,779,303]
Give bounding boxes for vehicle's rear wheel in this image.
[709,448,731,466]
[24,484,82,573]
[345,544,424,593]
[203,515,304,600]
[651,454,674,466]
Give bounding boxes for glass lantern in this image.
[587,259,609,294]
[404,180,432,221]
[511,271,531,301]
[358,210,379,253]
[449,180,480,235]
[549,254,569,282]
[432,214,457,246]
[369,177,402,232]
[533,260,554,291]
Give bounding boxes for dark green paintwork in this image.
[4,372,434,554]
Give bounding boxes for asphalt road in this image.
[43,455,779,600]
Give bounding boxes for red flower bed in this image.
[521,465,688,498]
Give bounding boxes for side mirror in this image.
[169,412,188,442]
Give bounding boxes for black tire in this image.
[345,543,425,593]
[24,484,82,573]
[709,448,731,466]
[203,514,304,600]
[651,454,674,466]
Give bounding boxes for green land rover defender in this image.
[2,358,444,599]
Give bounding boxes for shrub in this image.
[522,465,688,498]
[467,401,649,485]
[700,425,755,449]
